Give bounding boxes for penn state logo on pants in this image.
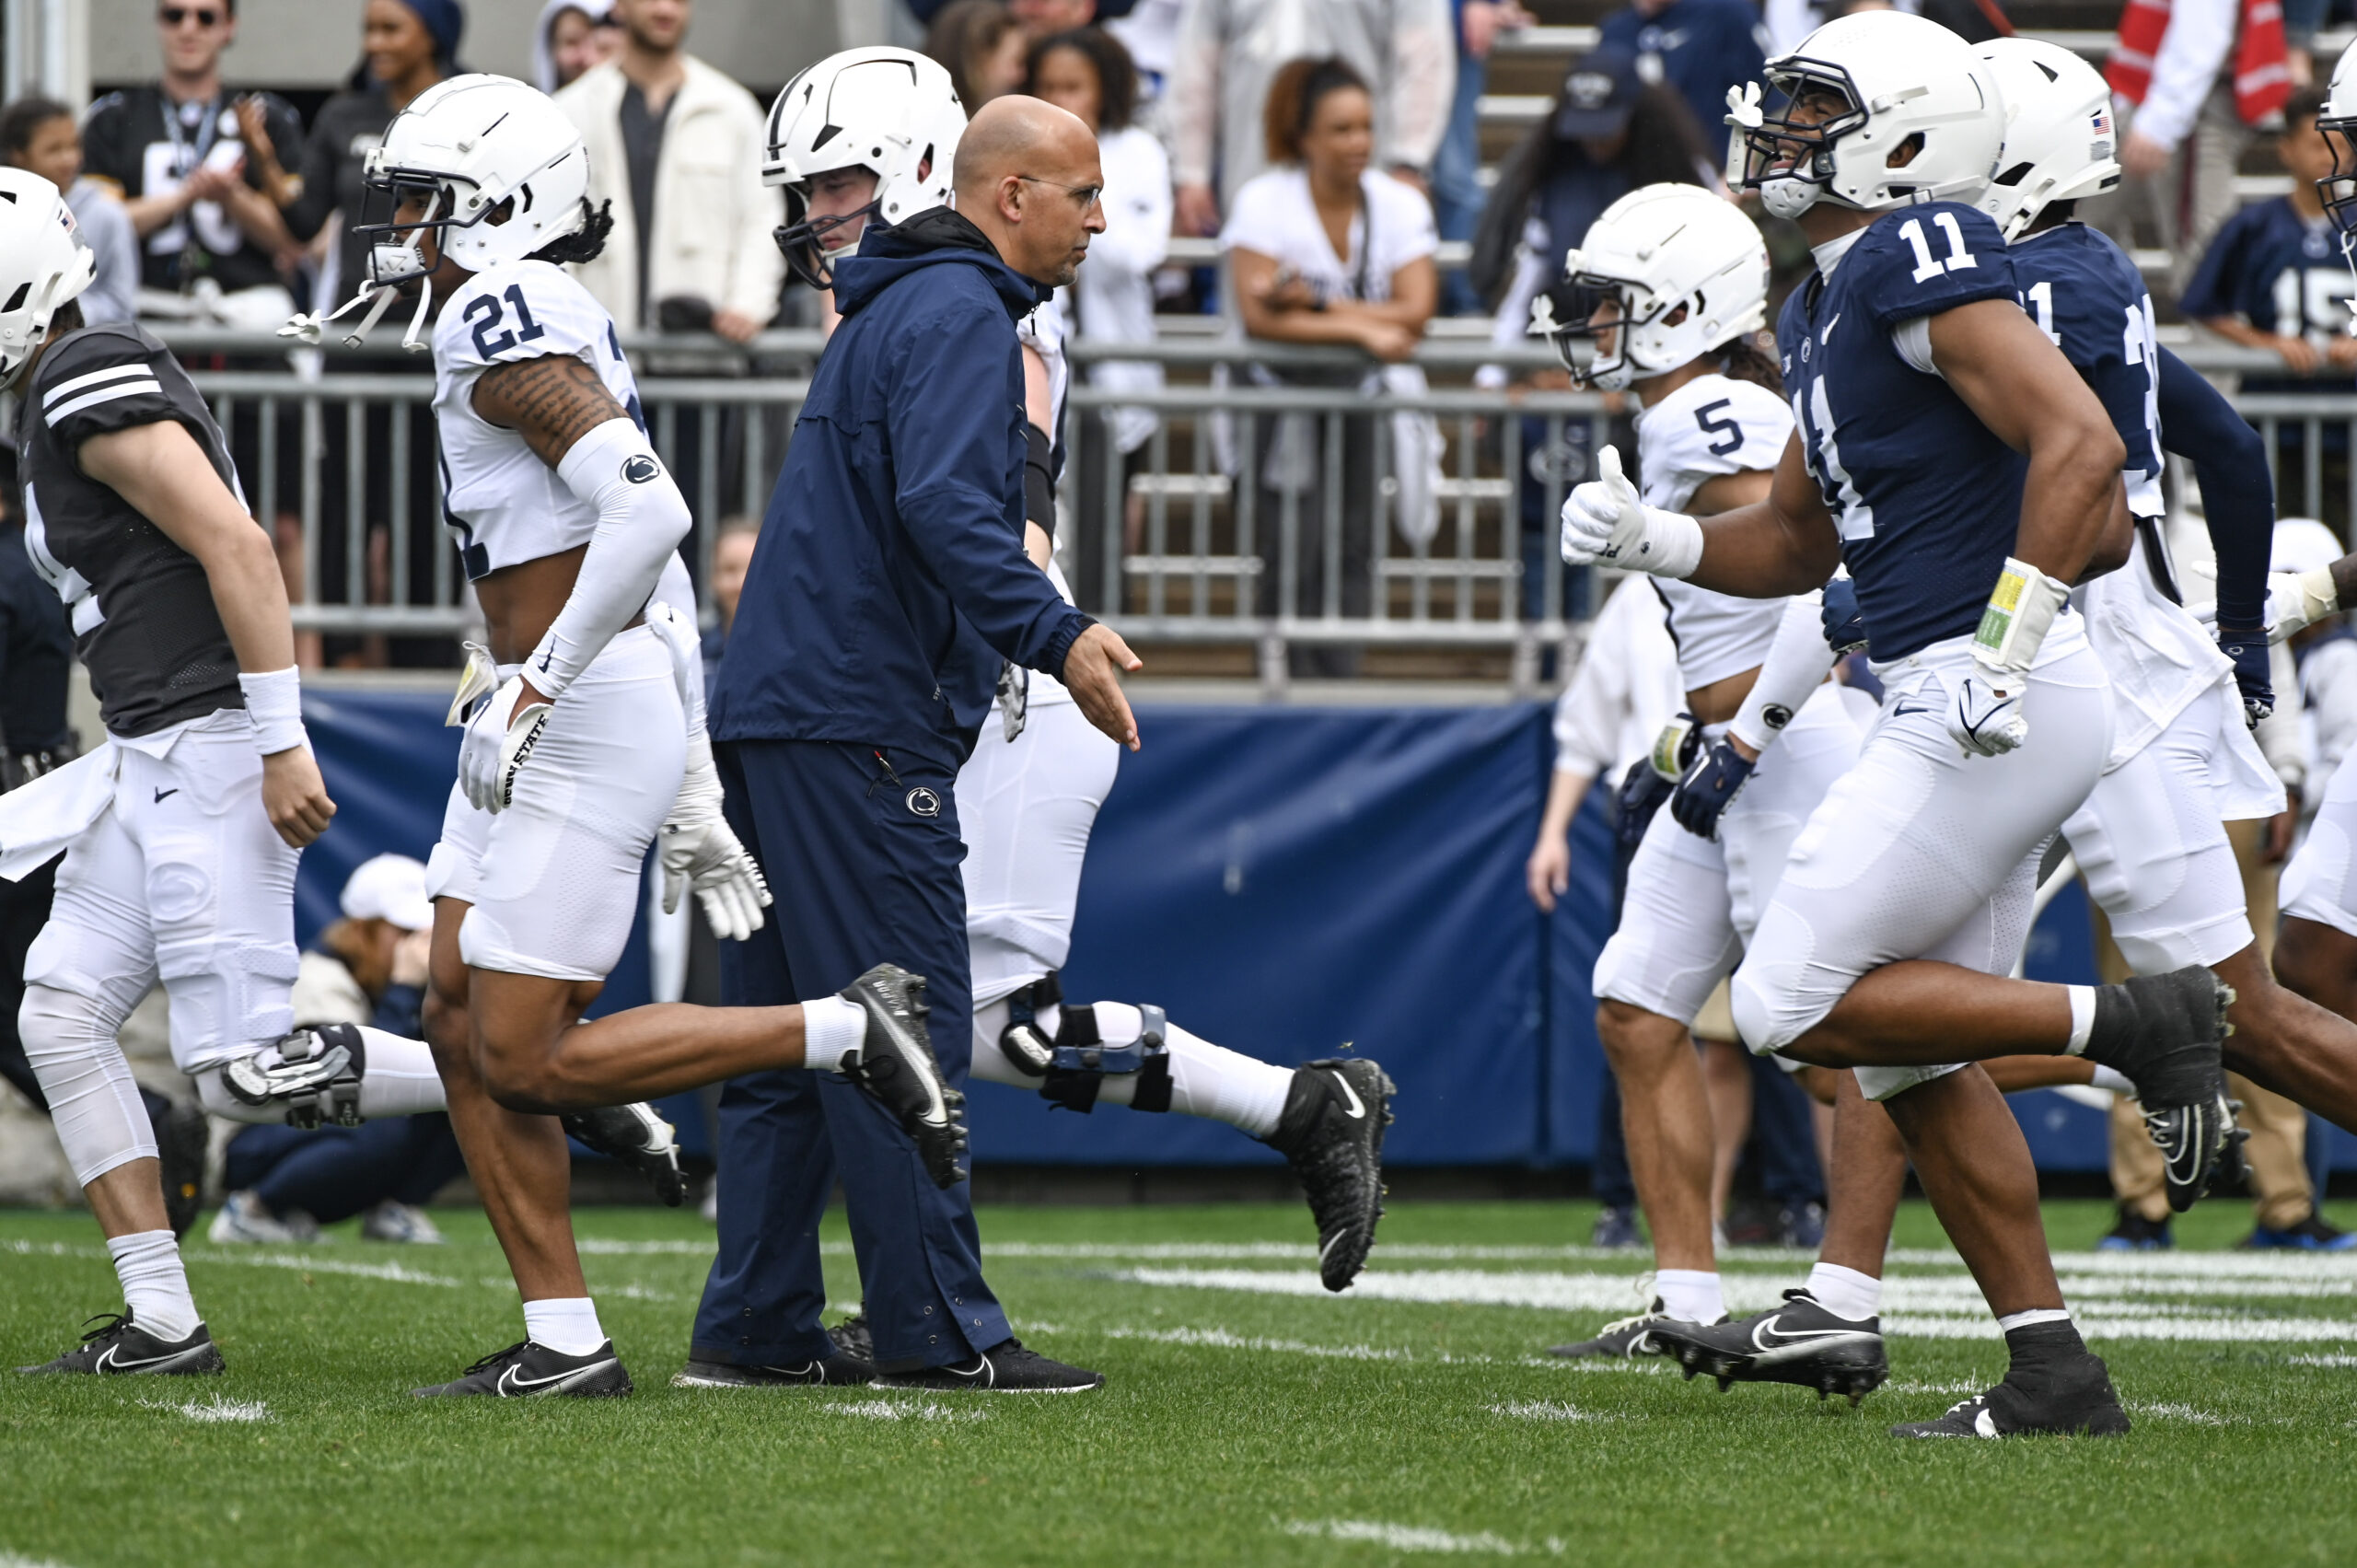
[906,786,941,819]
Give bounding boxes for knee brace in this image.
[19,983,154,1188]
[197,1024,367,1129]
[994,975,1172,1114]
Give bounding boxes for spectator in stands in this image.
[1472,49,1714,371]
[1225,57,1438,677]
[1434,2,1536,317]
[927,0,1032,110]
[1028,26,1170,609]
[1765,0,2013,59]
[535,0,621,94]
[2183,87,2352,381]
[1170,0,1455,238]
[1598,0,1768,152]
[556,0,782,342]
[269,0,459,316]
[1108,0,1183,105]
[210,856,464,1246]
[1014,0,1097,37]
[0,99,138,325]
[79,0,305,319]
[702,514,760,679]
[2098,0,2293,294]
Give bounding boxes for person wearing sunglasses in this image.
[79,0,304,305]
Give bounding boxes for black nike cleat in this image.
[1263,1058,1395,1291]
[1889,1351,2129,1439]
[829,1311,874,1364]
[1545,1299,1684,1359]
[222,1024,367,1129]
[1648,1289,1887,1403]
[673,1353,875,1388]
[836,965,969,1189]
[2081,965,2238,1212]
[560,1103,688,1207]
[411,1339,633,1398]
[153,1096,210,1239]
[18,1313,224,1376]
[872,1338,1103,1392]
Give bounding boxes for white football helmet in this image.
[764,47,966,288]
[1538,184,1769,392]
[356,74,593,286]
[1974,38,2120,239]
[0,169,97,390]
[1727,11,2003,220]
[2320,40,2357,238]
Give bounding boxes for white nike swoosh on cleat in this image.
[496,1359,612,1396]
[1334,1078,1366,1120]
[1973,1408,2000,1437]
[94,1342,202,1373]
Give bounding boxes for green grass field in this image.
[3,1197,2352,1567]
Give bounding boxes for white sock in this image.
[107,1230,200,1342]
[1655,1268,1724,1324]
[1129,1022,1294,1138]
[2063,985,2098,1055]
[1806,1261,1882,1321]
[800,995,866,1073]
[2088,1063,2133,1094]
[1996,1307,2073,1333]
[351,1027,447,1116]
[522,1296,608,1355]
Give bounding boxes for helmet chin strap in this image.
[279,240,437,354]
[1761,176,1821,220]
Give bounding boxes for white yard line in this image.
[139,1396,271,1423]
[1279,1520,1561,1556]
[1489,1400,1612,1422]
[824,1398,987,1423]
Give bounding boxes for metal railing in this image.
[145,329,2357,686]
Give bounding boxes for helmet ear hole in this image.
[2,282,27,314]
[1991,161,2035,187]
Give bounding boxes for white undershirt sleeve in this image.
[526,418,693,700]
[1729,591,1839,754]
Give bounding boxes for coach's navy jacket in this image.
[709,209,1093,769]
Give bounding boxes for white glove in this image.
[1558,447,1704,577]
[458,675,552,813]
[661,738,772,941]
[2262,567,2340,644]
[1945,670,2027,757]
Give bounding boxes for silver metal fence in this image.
[151,328,2357,683]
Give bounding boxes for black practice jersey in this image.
[80,85,306,296]
[17,323,249,738]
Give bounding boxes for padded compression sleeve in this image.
[2157,346,2269,629]
[1025,422,1057,540]
[526,419,693,700]
[1729,591,1839,755]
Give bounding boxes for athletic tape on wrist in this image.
[1970,556,2068,678]
[2297,565,2340,630]
[1633,505,1705,580]
[238,667,307,756]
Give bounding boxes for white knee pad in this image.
[18,984,155,1188]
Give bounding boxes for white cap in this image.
[2273,517,2343,576]
[341,854,434,932]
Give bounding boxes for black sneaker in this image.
[1591,1204,1644,1249]
[1649,1289,1887,1403]
[1889,1350,2129,1439]
[411,1339,633,1398]
[221,1025,366,1129]
[872,1338,1104,1392]
[2081,966,2238,1212]
[2241,1211,2357,1251]
[1546,1299,1682,1358]
[1262,1058,1395,1291]
[153,1095,210,1239]
[2096,1206,2174,1251]
[17,1313,224,1376]
[829,1311,874,1363]
[672,1353,874,1388]
[560,1103,687,1207]
[836,965,969,1190]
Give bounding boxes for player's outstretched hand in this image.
[1945,671,2027,757]
[1559,447,1703,577]
[1063,623,1144,752]
[458,674,552,813]
[261,746,336,848]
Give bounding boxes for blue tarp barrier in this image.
[294,689,2335,1173]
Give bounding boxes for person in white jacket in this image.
[552,0,782,340]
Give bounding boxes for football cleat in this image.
[871,1339,1104,1393]
[1546,1298,1685,1359]
[1888,1351,2129,1439]
[829,1311,875,1364]
[836,964,969,1189]
[17,1313,224,1376]
[2080,966,2238,1212]
[673,1353,875,1388]
[1647,1289,1887,1403]
[221,1025,366,1129]
[560,1102,688,1207]
[412,1339,633,1398]
[2242,1212,2357,1251]
[1263,1057,1395,1291]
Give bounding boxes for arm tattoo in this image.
[471,354,631,469]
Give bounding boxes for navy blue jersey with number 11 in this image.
[1776,201,2027,662]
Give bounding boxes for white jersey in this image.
[1637,375,1794,691]
[432,260,647,582]
[1010,295,1077,711]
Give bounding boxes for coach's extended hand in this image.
[1062,623,1145,751]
